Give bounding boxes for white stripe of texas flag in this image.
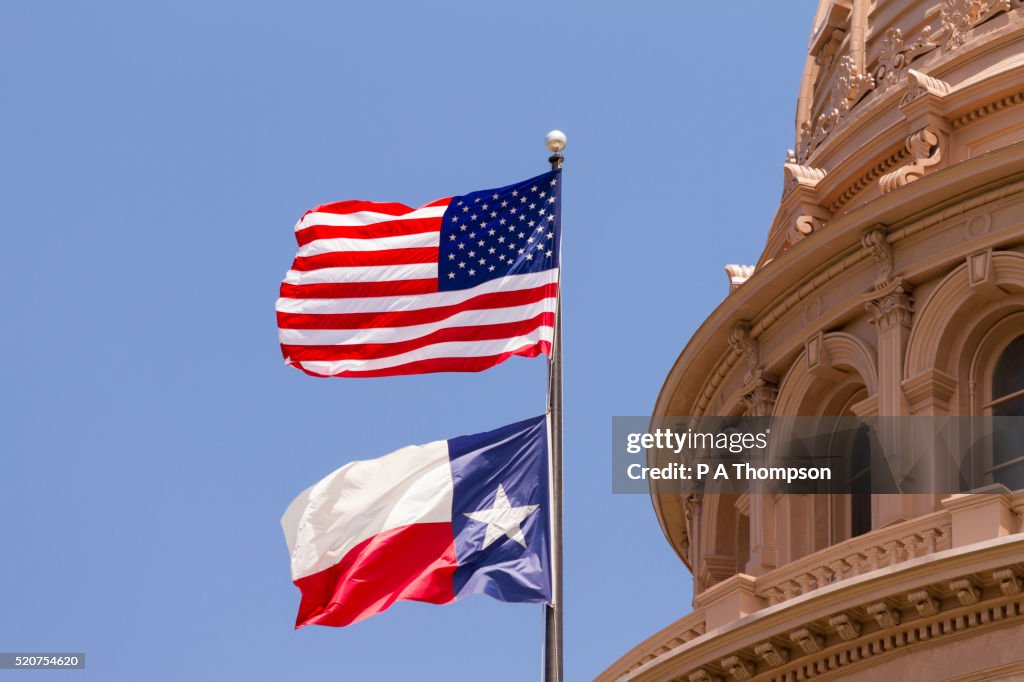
[281,440,453,582]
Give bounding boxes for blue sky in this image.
[1,2,815,679]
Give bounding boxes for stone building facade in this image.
[599,1,1024,680]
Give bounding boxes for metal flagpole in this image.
[543,130,566,682]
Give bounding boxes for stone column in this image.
[865,278,915,527]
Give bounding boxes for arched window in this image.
[987,334,1024,489]
[821,388,873,544]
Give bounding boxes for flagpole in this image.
[543,130,565,682]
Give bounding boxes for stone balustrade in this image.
[756,510,953,606]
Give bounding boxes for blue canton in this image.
[438,170,561,291]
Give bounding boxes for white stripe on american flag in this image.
[297,232,440,258]
[289,329,555,377]
[283,263,439,286]
[279,300,557,345]
[294,204,447,232]
[275,271,554,315]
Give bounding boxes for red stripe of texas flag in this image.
[293,523,458,628]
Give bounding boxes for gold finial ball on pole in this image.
[545,130,567,153]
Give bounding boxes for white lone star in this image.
[464,484,539,549]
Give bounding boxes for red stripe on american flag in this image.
[279,279,439,299]
[277,283,558,330]
[290,247,440,271]
[295,218,442,248]
[292,341,553,378]
[281,313,555,362]
[306,200,419,216]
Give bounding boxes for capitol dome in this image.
[601,1,1024,680]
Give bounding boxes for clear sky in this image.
[1,2,816,680]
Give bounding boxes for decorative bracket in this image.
[720,655,754,681]
[879,126,946,194]
[729,322,759,382]
[867,601,901,628]
[995,568,1022,596]
[754,641,789,668]
[790,628,824,654]
[950,578,981,605]
[908,589,941,616]
[829,613,862,641]
[862,226,895,287]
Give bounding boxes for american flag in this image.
[276,170,561,377]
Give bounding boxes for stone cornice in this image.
[598,534,1024,682]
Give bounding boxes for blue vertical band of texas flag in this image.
[450,415,552,603]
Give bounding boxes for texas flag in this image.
[281,416,552,627]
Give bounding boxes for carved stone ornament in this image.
[900,69,951,107]
[879,127,944,194]
[862,227,895,284]
[951,578,981,605]
[829,613,862,641]
[720,655,754,681]
[688,669,722,682]
[728,322,758,379]
[783,160,827,195]
[941,0,1014,50]
[864,278,914,331]
[790,214,825,244]
[995,568,1022,596]
[724,264,755,293]
[835,54,875,113]
[867,601,901,628]
[876,27,938,90]
[798,108,840,163]
[790,628,824,654]
[754,641,789,668]
[740,371,779,418]
[908,590,941,616]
